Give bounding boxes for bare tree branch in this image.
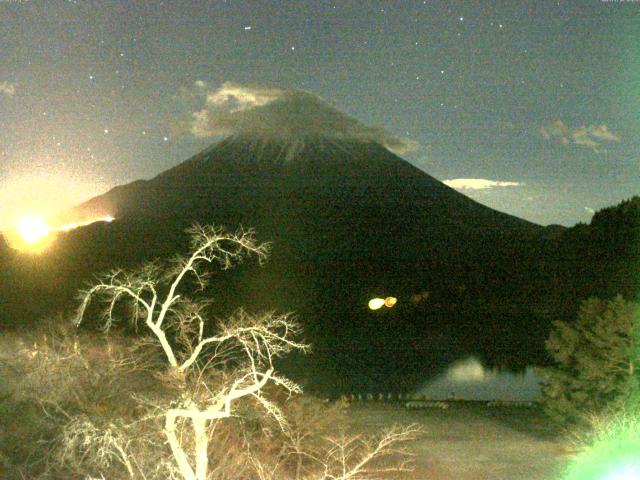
[72,223,417,480]
[317,425,422,480]
[74,224,306,480]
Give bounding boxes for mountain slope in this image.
[61,134,535,231]
[4,135,554,393]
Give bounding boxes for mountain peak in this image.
[190,83,418,155]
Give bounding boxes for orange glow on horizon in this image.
[3,214,115,254]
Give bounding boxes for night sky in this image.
[1,0,638,229]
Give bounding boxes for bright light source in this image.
[603,463,640,480]
[4,213,117,253]
[384,296,397,308]
[369,296,398,310]
[561,411,640,480]
[368,298,385,310]
[16,215,51,244]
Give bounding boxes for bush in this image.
[0,320,164,478]
[539,295,640,426]
[0,318,417,479]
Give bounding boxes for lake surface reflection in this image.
[416,356,542,401]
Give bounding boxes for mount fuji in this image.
[3,88,606,393]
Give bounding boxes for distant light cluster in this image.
[368,296,398,310]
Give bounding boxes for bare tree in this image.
[76,224,308,480]
[248,423,422,480]
[73,224,420,480]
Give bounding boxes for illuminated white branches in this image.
[73,223,417,480]
[312,425,420,480]
[75,224,308,480]
[75,224,272,370]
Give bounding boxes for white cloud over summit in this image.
[190,82,418,154]
[443,178,523,190]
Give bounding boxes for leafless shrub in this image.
[317,425,422,480]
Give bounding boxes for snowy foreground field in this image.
[345,402,570,480]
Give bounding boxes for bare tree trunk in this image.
[166,412,196,480]
[193,417,209,480]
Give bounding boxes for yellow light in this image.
[384,296,398,308]
[2,214,56,253]
[368,298,385,310]
[3,211,115,254]
[57,215,115,232]
[16,215,51,244]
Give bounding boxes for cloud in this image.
[205,83,281,110]
[0,81,16,97]
[189,82,419,154]
[585,124,620,142]
[539,119,620,153]
[443,178,523,190]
